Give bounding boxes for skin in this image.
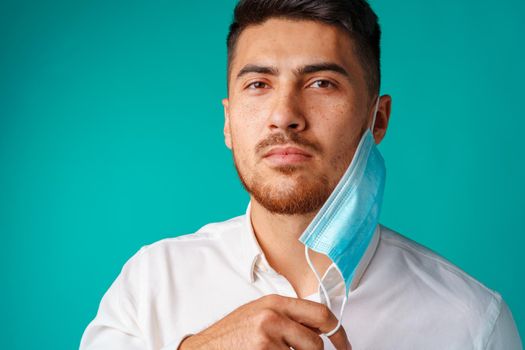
[180,18,391,350]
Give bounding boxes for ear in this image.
[222,98,232,150]
[373,95,392,144]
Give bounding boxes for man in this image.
[80,0,522,349]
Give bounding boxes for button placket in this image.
[254,255,299,298]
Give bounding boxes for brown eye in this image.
[310,80,334,88]
[247,81,269,89]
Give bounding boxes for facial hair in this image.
[232,132,332,215]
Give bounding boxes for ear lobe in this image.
[222,98,232,149]
[373,95,392,144]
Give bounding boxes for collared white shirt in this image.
[80,204,522,350]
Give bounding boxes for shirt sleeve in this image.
[79,246,196,350]
[484,298,523,350]
[79,247,148,350]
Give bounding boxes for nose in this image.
[267,88,306,132]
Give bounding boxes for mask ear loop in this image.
[325,294,348,337]
[370,96,381,132]
[304,246,332,310]
[304,96,380,338]
[304,246,348,337]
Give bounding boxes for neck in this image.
[250,199,333,298]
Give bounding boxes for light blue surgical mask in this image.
[299,96,385,336]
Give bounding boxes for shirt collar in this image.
[349,224,380,291]
[237,201,381,291]
[239,201,264,283]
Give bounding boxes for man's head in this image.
[227,0,381,96]
[222,0,392,216]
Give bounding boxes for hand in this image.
[178,294,351,350]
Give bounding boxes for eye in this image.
[246,81,269,89]
[309,79,335,89]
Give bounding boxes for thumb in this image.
[326,325,352,350]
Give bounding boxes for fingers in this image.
[326,325,351,350]
[181,294,350,350]
[260,294,351,350]
[252,308,322,350]
[277,316,325,350]
[262,295,337,333]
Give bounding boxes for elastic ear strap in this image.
[370,96,381,132]
[304,246,348,338]
[304,246,332,310]
[324,295,348,337]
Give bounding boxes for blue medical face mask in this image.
[298,96,385,336]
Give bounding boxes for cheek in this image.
[229,100,268,146]
[306,100,362,167]
[306,99,359,140]
[229,115,259,164]
[235,98,269,124]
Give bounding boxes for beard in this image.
[232,133,334,215]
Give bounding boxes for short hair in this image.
[226,0,381,96]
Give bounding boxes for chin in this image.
[234,158,332,215]
[248,177,331,215]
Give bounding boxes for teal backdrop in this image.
[1,0,523,348]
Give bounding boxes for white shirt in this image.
[80,204,522,350]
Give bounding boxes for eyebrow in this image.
[297,63,349,78]
[236,64,279,79]
[235,62,350,81]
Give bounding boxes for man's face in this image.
[223,18,379,215]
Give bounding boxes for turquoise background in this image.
[1,0,523,348]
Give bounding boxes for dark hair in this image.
[226,0,381,96]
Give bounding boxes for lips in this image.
[263,146,312,158]
[262,146,313,166]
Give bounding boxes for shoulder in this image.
[118,214,246,280]
[376,224,501,305]
[371,225,503,345]
[143,214,245,254]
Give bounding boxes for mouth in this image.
[263,146,313,166]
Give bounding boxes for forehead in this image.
[230,18,359,77]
